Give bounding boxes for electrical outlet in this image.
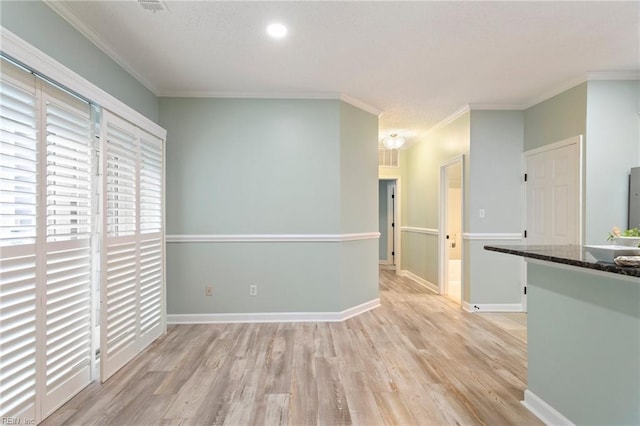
[249,284,257,296]
[479,208,486,218]
[205,285,213,296]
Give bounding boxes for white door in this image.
[522,136,582,312]
[446,165,462,303]
[387,181,396,266]
[525,139,581,245]
[439,155,464,305]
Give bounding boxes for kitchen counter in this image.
[484,244,640,278]
[485,244,639,425]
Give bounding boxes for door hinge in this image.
[392,194,395,199]
[392,251,395,256]
[524,230,527,238]
[392,222,395,228]
[524,286,527,295]
[524,173,528,182]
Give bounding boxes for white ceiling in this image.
[47,1,639,146]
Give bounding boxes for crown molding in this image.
[520,74,589,110]
[522,71,639,109]
[159,90,345,99]
[43,0,160,96]
[339,94,383,117]
[432,71,639,134]
[158,90,383,116]
[468,103,524,111]
[586,71,640,81]
[426,104,470,135]
[1,27,166,138]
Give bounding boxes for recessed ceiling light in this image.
[267,23,288,39]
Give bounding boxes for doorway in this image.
[439,156,464,305]
[379,179,397,268]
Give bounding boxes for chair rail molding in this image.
[165,232,380,243]
[400,227,439,236]
[462,233,522,240]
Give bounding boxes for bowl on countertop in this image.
[585,245,640,263]
[612,236,640,247]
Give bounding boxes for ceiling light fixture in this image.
[267,23,288,39]
[383,133,405,150]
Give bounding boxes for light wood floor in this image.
[476,312,527,344]
[42,268,541,426]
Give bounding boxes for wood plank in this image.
[40,268,542,426]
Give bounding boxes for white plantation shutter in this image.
[0,247,38,420]
[138,131,163,343]
[42,86,93,416]
[1,49,165,421]
[105,118,137,238]
[101,111,164,381]
[0,62,38,247]
[1,58,96,423]
[0,59,39,421]
[101,112,138,380]
[139,132,162,235]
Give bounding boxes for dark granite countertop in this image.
[484,245,640,278]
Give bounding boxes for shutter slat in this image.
[0,250,36,417]
[45,240,92,408]
[105,119,137,239]
[41,92,93,413]
[0,71,37,417]
[46,97,92,244]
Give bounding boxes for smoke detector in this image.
[138,0,168,13]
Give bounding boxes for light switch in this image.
[479,209,486,218]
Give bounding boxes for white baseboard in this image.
[462,302,523,312]
[341,299,381,321]
[522,389,575,426]
[379,260,388,265]
[399,270,439,294]
[167,298,380,324]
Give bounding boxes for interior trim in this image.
[462,302,523,313]
[167,298,381,324]
[44,0,160,94]
[401,226,439,236]
[166,232,381,243]
[462,232,522,240]
[0,27,166,138]
[399,270,439,294]
[522,389,575,426]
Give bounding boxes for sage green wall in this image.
[467,111,524,304]
[379,181,388,261]
[585,80,640,243]
[523,83,587,151]
[1,0,159,122]
[167,243,341,312]
[160,98,378,314]
[160,98,340,234]
[338,102,379,309]
[528,262,639,425]
[340,240,379,310]
[523,80,640,245]
[402,112,470,287]
[339,102,378,233]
